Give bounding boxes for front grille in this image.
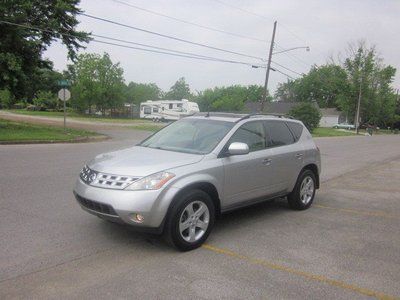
[75,194,118,216]
[80,165,139,190]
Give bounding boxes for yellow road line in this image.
[202,244,398,300]
[314,204,399,219]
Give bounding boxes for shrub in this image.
[289,102,321,132]
[33,91,58,110]
[0,89,13,109]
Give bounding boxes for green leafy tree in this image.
[164,77,192,99]
[337,42,397,126]
[275,79,300,102]
[125,82,162,105]
[69,53,125,113]
[196,85,267,112]
[275,65,349,108]
[0,0,90,101]
[289,102,321,132]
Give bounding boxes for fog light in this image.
[131,213,145,223]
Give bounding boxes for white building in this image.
[319,108,342,127]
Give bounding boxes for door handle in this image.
[262,158,272,165]
[295,153,303,159]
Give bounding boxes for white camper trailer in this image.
[139,99,200,121]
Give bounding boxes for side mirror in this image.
[228,142,249,156]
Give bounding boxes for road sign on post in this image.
[57,79,71,88]
[58,88,71,132]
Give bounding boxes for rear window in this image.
[286,122,303,142]
[265,121,295,147]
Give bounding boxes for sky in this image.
[44,0,400,94]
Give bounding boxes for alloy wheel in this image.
[179,201,210,243]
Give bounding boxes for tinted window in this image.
[286,122,303,142]
[169,104,173,109]
[265,121,294,147]
[229,121,266,152]
[153,107,159,113]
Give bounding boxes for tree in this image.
[275,79,300,102]
[0,0,90,100]
[276,42,397,127]
[275,65,349,108]
[289,103,321,132]
[69,53,125,113]
[164,77,192,99]
[196,85,267,112]
[337,41,397,126]
[125,82,162,105]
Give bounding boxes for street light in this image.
[272,46,310,55]
[260,22,310,112]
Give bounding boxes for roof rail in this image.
[193,112,247,118]
[236,113,295,122]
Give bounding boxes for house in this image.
[244,101,345,128]
[319,108,342,127]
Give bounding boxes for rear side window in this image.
[265,121,295,147]
[229,121,266,152]
[286,122,303,142]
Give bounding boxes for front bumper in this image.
[73,178,179,232]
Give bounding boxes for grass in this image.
[7,109,79,118]
[312,127,356,137]
[7,109,147,124]
[0,118,98,142]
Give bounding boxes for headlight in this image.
[125,172,175,190]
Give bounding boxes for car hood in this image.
[87,146,204,177]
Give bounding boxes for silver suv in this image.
[74,113,321,251]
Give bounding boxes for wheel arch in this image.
[168,182,221,217]
[301,164,320,189]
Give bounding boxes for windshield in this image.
[140,118,234,154]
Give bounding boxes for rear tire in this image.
[287,169,316,210]
[164,190,215,251]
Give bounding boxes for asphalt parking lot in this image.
[0,130,399,299]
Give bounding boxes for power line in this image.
[111,0,268,43]
[271,61,303,76]
[92,38,262,66]
[212,0,324,64]
[212,0,269,21]
[0,19,264,67]
[0,19,300,81]
[272,68,296,80]
[80,13,266,61]
[86,14,304,78]
[91,33,233,60]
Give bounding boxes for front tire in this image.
[164,190,215,251]
[287,170,316,210]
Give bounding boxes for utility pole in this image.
[355,78,362,134]
[260,21,277,112]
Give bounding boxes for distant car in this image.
[333,123,355,130]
